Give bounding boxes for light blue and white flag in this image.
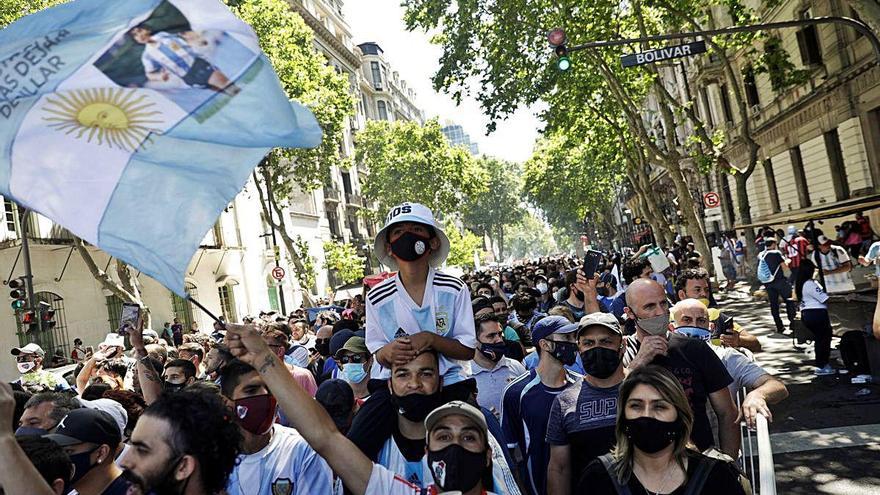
[0,0,322,296]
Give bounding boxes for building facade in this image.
[441,121,480,155]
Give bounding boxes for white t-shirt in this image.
[366,268,476,384]
[226,425,333,495]
[811,246,855,293]
[365,463,499,495]
[800,279,829,311]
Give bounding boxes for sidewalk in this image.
[716,284,880,493]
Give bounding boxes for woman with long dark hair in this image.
[796,259,835,375]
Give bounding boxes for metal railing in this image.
[737,388,776,495]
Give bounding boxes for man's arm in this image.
[709,388,741,458]
[225,324,374,495]
[826,260,853,275]
[741,374,788,429]
[75,354,100,393]
[407,332,474,360]
[547,445,572,495]
[0,383,58,495]
[129,320,163,405]
[576,270,601,315]
[720,326,762,353]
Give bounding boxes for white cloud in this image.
[343,0,541,163]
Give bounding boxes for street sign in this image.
[703,191,721,209]
[621,40,707,68]
[271,266,285,281]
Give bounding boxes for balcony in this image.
[323,186,341,203]
[345,193,365,208]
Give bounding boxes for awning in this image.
[333,286,363,302]
[734,194,880,230]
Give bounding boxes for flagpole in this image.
[188,296,226,329]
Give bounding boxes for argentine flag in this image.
[0,0,322,296]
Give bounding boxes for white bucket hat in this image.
[373,202,450,270]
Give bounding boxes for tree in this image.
[461,158,525,259]
[74,238,151,328]
[356,119,488,221]
[231,0,355,307]
[506,215,559,259]
[323,240,365,287]
[444,220,484,269]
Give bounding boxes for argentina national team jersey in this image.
[365,268,476,384]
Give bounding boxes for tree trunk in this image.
[74,238,152,328]
[666,159,714,276]
[844,0,880,38]
[734,172,759,282]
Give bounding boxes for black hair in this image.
[795,259,818,302]
[81,383,112,401]
[471,296,493,314]
[622,258,652,284]
[17,436,72,488]
[12,389,32,431]
[142,390,242,494]
[488,295,507,306]
[102,390,146,436]
[178,342,205,361]
[219,359,258,398]
[23,392,81,425]
[210,344,235,366]
[165,358,197,380]
[564,269,578,288]
[474,312,501,338]
[510,293,537,313]
[101,359,129,380]
[674,268,710,299]
[476,282,493,293]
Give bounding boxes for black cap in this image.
[44,409,121,447]
[315,379,354,429]
[329,329,355,357]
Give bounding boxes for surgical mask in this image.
[696,298,711,308]
[427,444,487,492]
[580,347,621,379]
[390,231,430,262]
[341,363,368,384]
[391,390,444,423]
[635,312,670,336]
[69,447,99,485]
[675,326,711,342]
[622,416,683,453]
[536,282,548,294]
[17,361,35,374]
[234,394,278,435]
[547,340,578,366]
[479,342,507,363]
[164,381,187,393]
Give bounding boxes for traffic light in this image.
[555,44,571,72]
[8,277,27,311]
[21,309,38,332]
[39,301,56,329]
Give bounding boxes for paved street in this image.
[718,285,880,493]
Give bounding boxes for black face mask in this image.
[391,390,444,423]
[580,347,622,379]
[548,340,578,366]
[622,416,683,453]
[479,342,507,363]
[164,381,187,393]
[390,231,431,262]
[427,444,487,492]
[315,339,331,357]
[597,287,610,297]
[68,448,99,485]
[573,288,585,302]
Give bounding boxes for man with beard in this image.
[203,344,234,384]
[224,323,502,495]
[43,408,135,495]
[219,360,333,495]
[470,309,526,418]
[119,390,241,495]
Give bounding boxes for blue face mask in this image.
[675,326,711,342]
[14,426,47,437]
[341,363,368,384]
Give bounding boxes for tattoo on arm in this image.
[258,354,275,373]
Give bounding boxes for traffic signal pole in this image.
[18,207,42,335]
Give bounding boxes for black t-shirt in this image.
[102,474,137,495]
[653,335,732,451]
[576,451,747,495]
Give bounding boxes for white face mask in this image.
[17,361,36,374]
[536,282,548,294]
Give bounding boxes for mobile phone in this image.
[119,303,141,336]
[582,250,602,280]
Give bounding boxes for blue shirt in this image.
[500,369,580,495]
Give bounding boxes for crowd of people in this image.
[25,201,880,495]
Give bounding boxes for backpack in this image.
[840,330,870,375]
[597,454,716,495]
[756,252,780,284]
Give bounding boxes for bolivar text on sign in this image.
[620,40,707,68]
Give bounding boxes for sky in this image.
[343,0,542,164]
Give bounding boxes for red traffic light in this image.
[21,311,36,324]
[548,28,566,47]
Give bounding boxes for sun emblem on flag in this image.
[41,88,163,151]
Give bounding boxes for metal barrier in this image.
[737,388,777,495]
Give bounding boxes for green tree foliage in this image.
[323,240,365,286]
[356,119,488,221]
[506,215,559,260]
[0,0,66,27]
[292,235,317,292]
[461,158,525,259]
[444,220,484,269]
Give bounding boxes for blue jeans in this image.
[766,278,796,329]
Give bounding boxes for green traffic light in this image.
[11,300,25,310]
[557,56,571,71]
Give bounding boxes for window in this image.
[744,66,760,107]
[763,158,781,213]
[377,101,388,121]
[371,61,382,89]
[790,146,811,208]
[106,295,124,331]
[341,171,353,195]
[699,87,714,127]
[796,9,823,65]
[218,284,237,323]
[824,129,850,200]
[327,209,341,238]
[3,199,19,238]
[266,276,280,312]
[719,84,733,124]
[348,214,360,238]
[170,282,197,332]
